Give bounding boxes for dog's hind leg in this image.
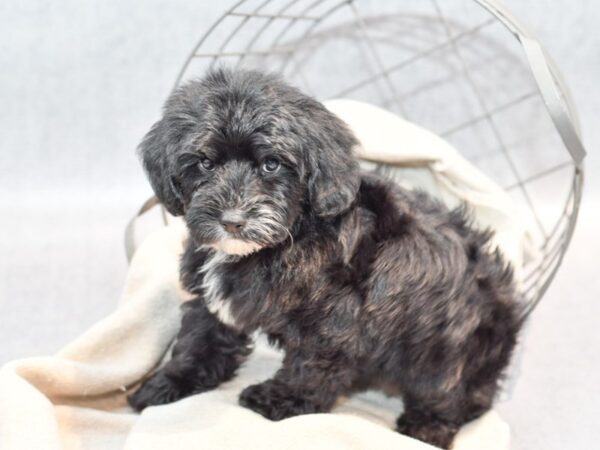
[396,390,465,449]
[128,299,251,411]
[395,378,499,450]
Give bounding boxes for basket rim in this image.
[168,0,587,319]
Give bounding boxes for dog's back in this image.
[351,172,520,419]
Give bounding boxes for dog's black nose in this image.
[221,210,246,234]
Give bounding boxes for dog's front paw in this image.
[396,416,458,449]
[239,380,321,421]
[127,371,191,412]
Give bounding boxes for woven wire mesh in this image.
[174,0,585,320]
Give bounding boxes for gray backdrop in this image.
[1,1,598,449]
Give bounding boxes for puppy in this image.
[128,68,521,449]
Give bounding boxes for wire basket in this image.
[173,0,586,320]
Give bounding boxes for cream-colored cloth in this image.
[0,100,530,450]
[0,224,510,450]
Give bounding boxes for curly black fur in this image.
[128,68,522,449]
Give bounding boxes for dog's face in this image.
[139,69,360,255]
[179,128,305,256]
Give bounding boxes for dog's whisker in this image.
[283,226,294,250]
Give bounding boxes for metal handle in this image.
[476,0,586,167]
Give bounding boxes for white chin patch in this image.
[211,238,263,256]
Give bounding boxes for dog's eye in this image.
[261,157,280,174]
[199,158,215,171]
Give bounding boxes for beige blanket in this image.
[0,223,510,450]
[0,100,526,449]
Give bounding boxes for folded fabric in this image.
[0,224,510,450]
[0,100,531,450]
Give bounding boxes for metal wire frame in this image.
[275,12,575,191]
[326,18,497,99]
[172,0,586,320]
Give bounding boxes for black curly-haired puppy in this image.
[128,68,521,449]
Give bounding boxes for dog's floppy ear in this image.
[306,115,361,218]
[137,118,185,216]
